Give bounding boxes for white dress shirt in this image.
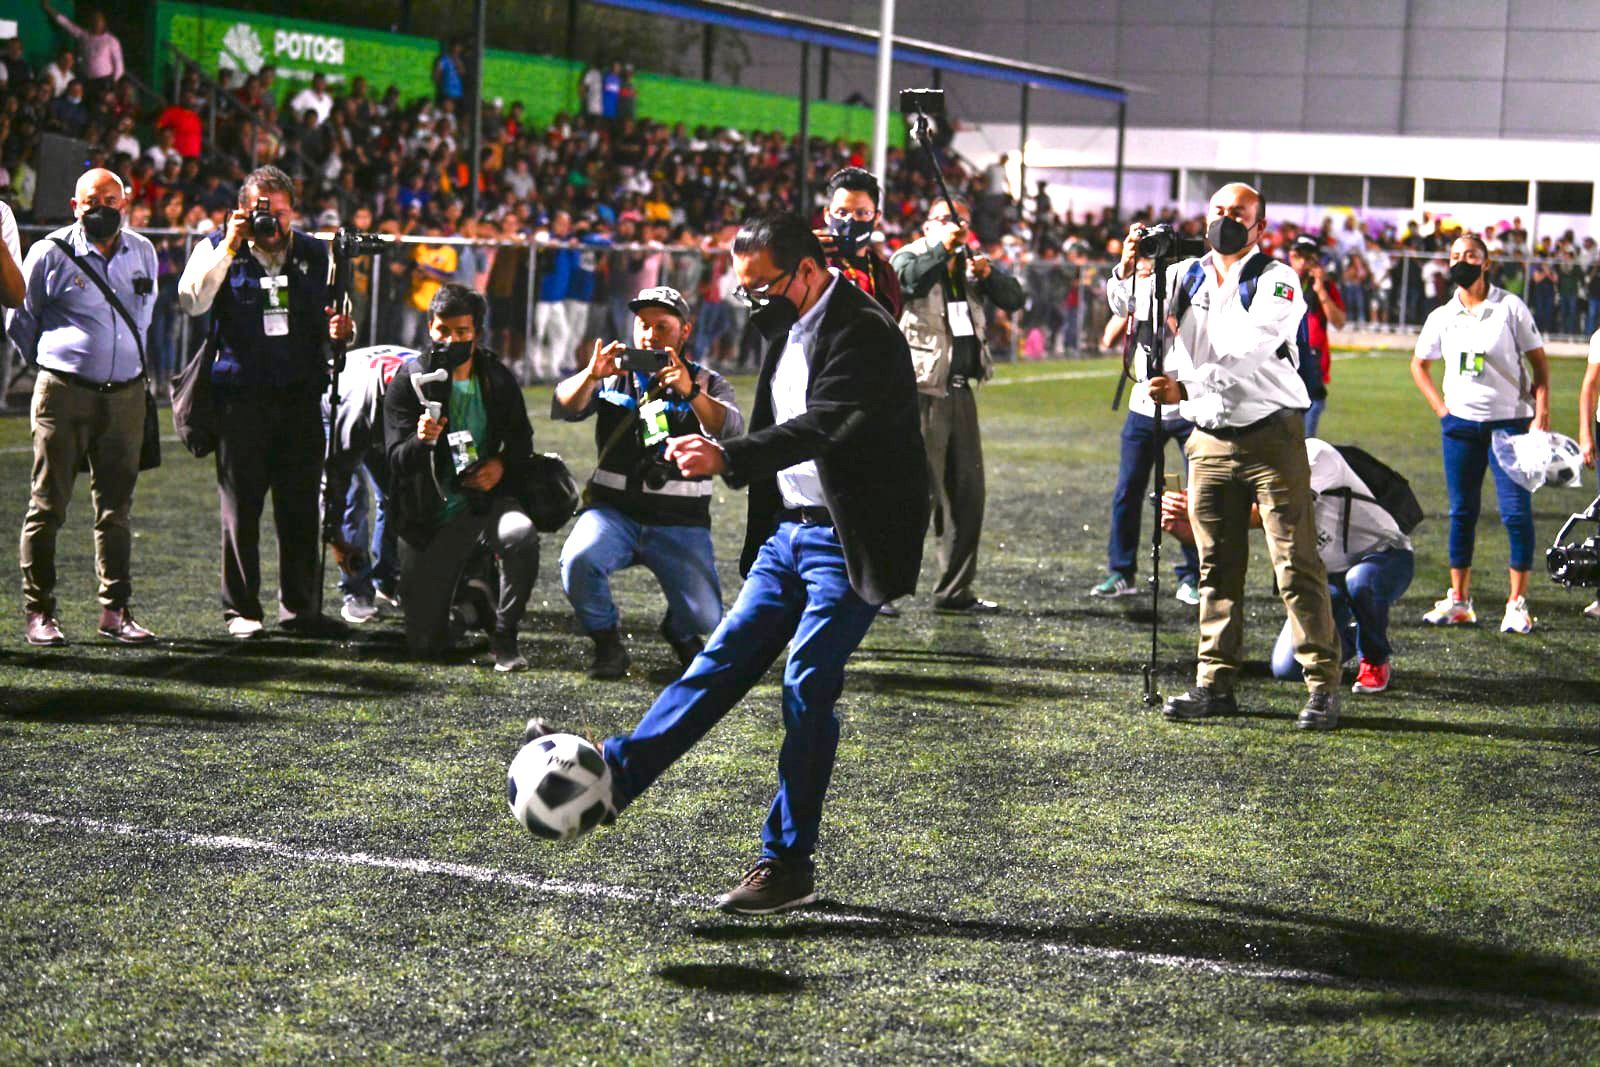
[1119,268,1196,423]
[1306,438,1412,574]
[772,269,841,509]
[1108,248,1309,430]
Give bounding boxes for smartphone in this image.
[1162,471,1184,493]
[618,347,670,373]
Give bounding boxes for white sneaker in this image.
[1422,590,1476,626]
[1499,596,1535,634]
[1584,598,1600,619]
[341,595,379,625]
[1174,580,1201,606]
[227,616,264,640]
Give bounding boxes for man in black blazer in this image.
[530,211,928,913]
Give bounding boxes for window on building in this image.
[1368,177,1413,209]
[1422,178,1530,205]
[1313,174,1363,206]
[1536,181,1593,214]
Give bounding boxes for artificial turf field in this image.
[0,351,1596,1064]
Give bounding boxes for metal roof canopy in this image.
[583,0,1141,217]
[589,0,1138,103]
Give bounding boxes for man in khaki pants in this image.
[1107,183,1341,730]
[10,169,158,646]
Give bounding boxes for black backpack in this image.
[1327,445,1424,551]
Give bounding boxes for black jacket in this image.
[722,277,930,604]
[384,347,534,548]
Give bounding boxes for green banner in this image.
[151,1,896,145]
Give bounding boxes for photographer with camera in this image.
[814,167,902,320]
[1110,183,1343,730]
[178,165,355,639]
[383,285,538,671]
[891,196,1024,615]
[551,285,743,679]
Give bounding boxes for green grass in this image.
[0,352,1597,1064]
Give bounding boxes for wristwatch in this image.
[685,379,701,401]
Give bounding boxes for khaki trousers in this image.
[919,385,985,607]
[1185,411,1340,694]
[20,370,146,615]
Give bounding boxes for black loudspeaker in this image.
[33,132,92,222]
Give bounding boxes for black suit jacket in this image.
[722,276,930,604]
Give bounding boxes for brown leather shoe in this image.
[25,612,66,647]
[99,607,157,645]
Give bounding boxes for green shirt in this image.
[435,376,490,526]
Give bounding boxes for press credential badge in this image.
[639,397,671,446]
[947,299,975,338]
[447,429,479,474]
[261,275,290,337]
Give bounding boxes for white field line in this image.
[985,349,1385,390]
[2,808,1595,1019]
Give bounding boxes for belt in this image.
[777,505,834,526]
[47,369,144,394]
[1202,408,1299,441]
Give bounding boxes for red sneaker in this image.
[1352,659,1391,694]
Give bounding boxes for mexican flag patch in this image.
[1272,282,1294,300]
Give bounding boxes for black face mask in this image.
[750,296,800,343]
[827,215,875,258]
[1207,216,1251,256]
[81,205,122,242]
[1448,261,1484,289]
[431,339,475,370]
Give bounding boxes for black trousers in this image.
[398,497,539,657]
[214,386,324,623]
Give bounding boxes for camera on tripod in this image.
[1547,494,1600,589]
[1135,223,1206,262]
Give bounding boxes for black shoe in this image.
[933,597,1000,614]
[522,717,556,744]
[659,618,704,671]
[1297,690,1340,731]
[491,630,527,673]
[279,614,349,639]
[715,857,818,915]
[1162,685,1238,722]
[587,627,630,680]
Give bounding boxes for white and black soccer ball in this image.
[506,734,616,841]
[1545,433,1584,490]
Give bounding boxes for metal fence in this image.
[16,229,1554,411]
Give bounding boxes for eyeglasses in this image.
[828,207,877,222]
[732,267,794,307]
[928,214,969,226]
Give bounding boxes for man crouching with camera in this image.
[384,284,539,671]
[552,285,744,679]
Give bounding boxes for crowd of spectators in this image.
[3,9,1598,388]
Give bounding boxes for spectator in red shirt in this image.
[1289,235,1347,436]
[156,91,203,158]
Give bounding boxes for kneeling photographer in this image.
[551,286,744,680]
[383,284,538,671]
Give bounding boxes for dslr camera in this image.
[249,197,280,241]
[1135,223,1206,262]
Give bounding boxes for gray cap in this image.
[628,285,691,321]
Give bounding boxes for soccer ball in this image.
[506,733,616,841]
[1546,433,1584,490]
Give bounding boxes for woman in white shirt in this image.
[1410,233,1551,634]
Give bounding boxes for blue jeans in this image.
[1340,282,1365,324]
[1441,414,1535,571]
[1587,297,1600,334]
[1108,411,1199,584]
[1272,547,1414,677]
[337,455,396,599]
[603,522,880,862]
[559,504,723,642]
[1303,397,1326,437]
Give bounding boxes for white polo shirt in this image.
[1414,285,1543,422]
[1306,438,1411,574]
[1589,328,1600,366]
[1108,248,1309,430]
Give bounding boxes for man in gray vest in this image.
[891,196,1024,615]
[11,168,156,646]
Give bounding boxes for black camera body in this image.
[619,347,670,373]
[1136,223,1207,262]
[333,228,392,258]
[1547,496,1600,589]
[249,196,279,241]
[639,453,677,491]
